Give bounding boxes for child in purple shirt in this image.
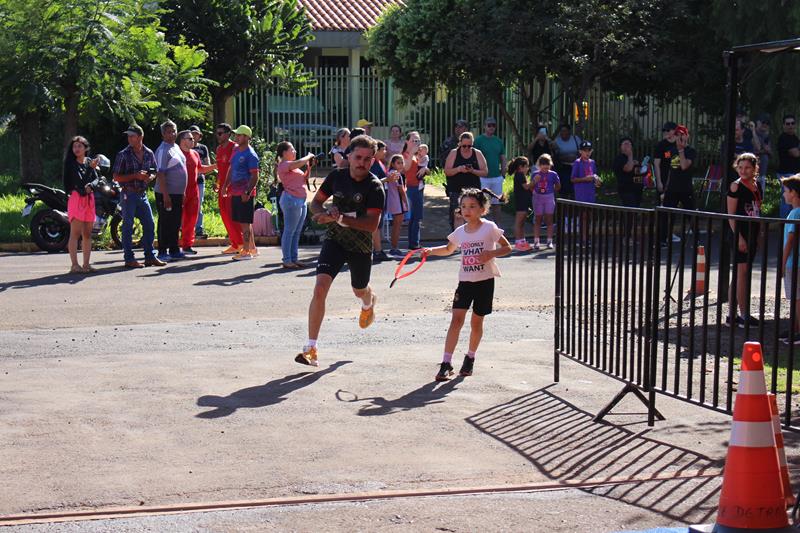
[532,154,561,249]
[571,141,601,203]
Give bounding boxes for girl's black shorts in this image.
[452,278,495,316]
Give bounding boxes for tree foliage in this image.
[0,0,210,180]
[162,0,315,126]
[368,0,800,148]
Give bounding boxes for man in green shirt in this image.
[474,117,506,222]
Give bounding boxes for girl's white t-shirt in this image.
[447,219,504,282]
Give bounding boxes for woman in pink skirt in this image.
[63,136,100,273]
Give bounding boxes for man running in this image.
[296,135,386,367]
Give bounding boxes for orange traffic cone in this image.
[769,393,796,507]
[686,245,706,299]
[712,342,790,531]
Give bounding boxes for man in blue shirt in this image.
[223,125,260,260]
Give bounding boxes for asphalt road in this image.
[0,245,791,532]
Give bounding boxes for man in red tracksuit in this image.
[215,123,244,254]
[179,131,217,254]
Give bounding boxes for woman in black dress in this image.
[726,152,762,328]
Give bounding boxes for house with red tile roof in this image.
[232,0,405,147]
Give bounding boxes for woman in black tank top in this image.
[444,133,486,194]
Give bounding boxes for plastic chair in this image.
[700,164,724,209]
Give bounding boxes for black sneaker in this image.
[182,247,198,255]
[435,362,454,382]
[459,355,474,377]
[196,232,208,239]
[725,316,746,329]
[779,330,792,341]
[782,336,800,346]
[743,315,759,327]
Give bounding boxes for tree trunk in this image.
[18,110,44,183]
[62,88,80,150]
[492,94,524,155]
[212,89,234,128]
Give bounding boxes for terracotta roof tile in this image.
[299,0,404,32]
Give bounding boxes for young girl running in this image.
[531,154,561,250]
[423,188,512,381]
[509,156,533,251]
[386,154,409,256]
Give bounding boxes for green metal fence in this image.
[234,68,721,170]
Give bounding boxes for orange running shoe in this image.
[359,293,377,329]
[295,346,318,367]
[221,245,241,255]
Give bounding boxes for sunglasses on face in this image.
[487,124,496,128]
[461,144,473,148]
[786,122,796,126]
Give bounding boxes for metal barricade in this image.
[555,199,800,430]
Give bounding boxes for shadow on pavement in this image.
[196,360,352,418]
[0,267,123,292]
[467,386,723,524]
[336,376,464,416]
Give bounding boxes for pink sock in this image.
[442,352,453,363]
[466,351,476,359]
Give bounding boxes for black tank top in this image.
[449,149,481,192]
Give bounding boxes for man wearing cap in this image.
[112,125,165,268]
[660,124,697,243]
[474,117,506,222]
[653,121,677,197]
[214,123,244,254]
[189,125,211,240]
[356,119,373,136]
[223,125,260,260]
[438,119,469,170]
[154,120,187,261]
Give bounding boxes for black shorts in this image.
[231,195,254,223]
[316,239,372,289]
[452,278,495,316]
[514,194,532,213]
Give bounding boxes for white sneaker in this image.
[671,234,681,242]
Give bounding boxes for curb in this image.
[0,237,280,254]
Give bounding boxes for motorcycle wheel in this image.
[110,214,142,249]
[30,209,70,252]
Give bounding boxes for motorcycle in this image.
[21,155,142,252]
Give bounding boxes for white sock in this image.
[306,339,317,348]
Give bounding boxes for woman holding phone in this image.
[63,135,101,273]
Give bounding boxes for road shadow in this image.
[196,360,351,418]
[466,386,722,524]
[336,375,464,416]
[193,262,317,286]
[0,266,123,292]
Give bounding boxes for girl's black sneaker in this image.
[435,362,454,382]
[459,356,474,377]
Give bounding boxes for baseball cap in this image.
[232,125,252,137]
[356,118,373,128]
[662,121,678,132]
[756,113,771,125]
[188,125,202,134]
[485,117,497,125]
[455,119,469,128]
[124,125,144,136]
[580,140,593,150]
